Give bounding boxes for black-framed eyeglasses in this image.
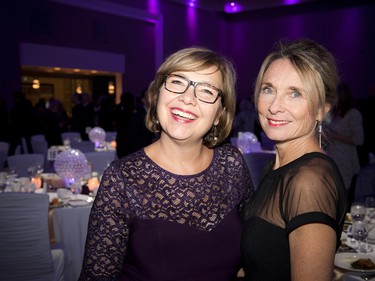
[164,74,223,104]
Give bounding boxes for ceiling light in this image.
[32,78,40,89]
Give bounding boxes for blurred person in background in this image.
[326,82,364,206]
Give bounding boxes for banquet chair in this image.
[61,132,81,144]
[243,152,275,190]
[31,138,50,172]
[21,137,29,154]
[70,140,96,153]
[0,141,10,169]
[31,134,46,142]
[0,193,65,281]
[84,151,116,175]
[105,131,117,142]
[6,153,44,177]
[14,144,22,155]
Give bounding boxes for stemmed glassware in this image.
[352,220,373,253]
[351,202,366,222]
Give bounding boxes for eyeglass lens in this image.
[165,75,221,103]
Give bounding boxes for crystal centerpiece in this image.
[54,148,88,193]
[89,127,106,148]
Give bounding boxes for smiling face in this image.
[157,65,224,144]
[257,58,321,149]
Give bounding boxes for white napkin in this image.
[68,200,90,207]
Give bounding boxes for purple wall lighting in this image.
[186,4,198,43]
[283,0,300,5]
[224,2,243,13]
[147,0,160,14]
[187,0,198,8]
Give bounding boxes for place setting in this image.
[335,200,375,280]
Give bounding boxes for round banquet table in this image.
[50,193,92,281]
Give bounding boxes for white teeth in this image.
[269,119,288,125]
[172,109,197,120]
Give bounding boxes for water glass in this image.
[365,197,375,220]
[351,202,366,221]
[352,220,372,253]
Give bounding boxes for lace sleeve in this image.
[79,161,133,280]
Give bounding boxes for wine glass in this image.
[365,197,375,220]
[352,220,372,253]
[351,202,366,221]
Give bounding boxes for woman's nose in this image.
[268,95,284,114]
[178,85,197,104]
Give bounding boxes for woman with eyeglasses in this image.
[79,47,254,281]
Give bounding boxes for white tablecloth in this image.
[52,196,92,281]
[334,230,375,280]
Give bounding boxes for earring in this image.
[213,125,218,142]
[318,122,322,148]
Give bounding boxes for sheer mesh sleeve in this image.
[244,153,347,235]
[280,155,347,247]
[282,158,341,223]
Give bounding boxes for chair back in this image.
[243,152,275,190]
[61,132,81,144]
[21,137,29,154]
[105,131,117,142]
[14,144,22,155]
[70,141,96,153]
[0,193,55,281]
[31,134,46,142]
[6,153,44,177]
[84,151,116,175]
[0,141,10,169]
[31,139,49,172]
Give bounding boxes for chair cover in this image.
[0,193,64,281]
[84,151,116,175]
[6,153,44,177]
[31,134,46,142]
[21,137,29,154]
[243,152,275,190]
[105,131,117,142]
[70,141,96,153]
[31,139,49,172]
[61,132,81,143]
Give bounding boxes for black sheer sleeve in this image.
[243,153,347,239]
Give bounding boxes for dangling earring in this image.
[213,125,218,142]
[318,122,322,148]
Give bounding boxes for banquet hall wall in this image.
[1,0,374,109]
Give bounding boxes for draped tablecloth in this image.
[52,203,92,281]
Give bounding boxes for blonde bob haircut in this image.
[145,46,237,148]
[253,38,340,124]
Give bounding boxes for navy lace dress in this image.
[79,143,253,281]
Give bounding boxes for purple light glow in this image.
[224,2,242,13]
[147,0,159,14]
[187,0,197,8]
[186,4,198,43]
[283,0,300,5]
